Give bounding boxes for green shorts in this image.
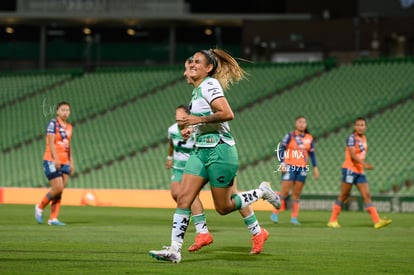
[184,142,239,188]
[171,168,184,183]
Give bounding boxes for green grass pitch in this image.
[0,204,413,274]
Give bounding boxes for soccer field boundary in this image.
[1,187,414,212]
[0,187,275,210]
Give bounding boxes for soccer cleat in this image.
[34,204,43,224]
[149,246,181,263]
[374,218,392,229]
[270,213,279,223]
[259,182,281,209]
[187,232,214,252]
[290,217,301,225]
[327,221,341,228]
[250,228,269,255]
[48,219,66,226]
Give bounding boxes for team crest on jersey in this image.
[302,138,311,144]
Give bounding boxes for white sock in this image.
[192,213,209,234]
[171,210,190,251]
[236,188,263,208]
[243,212,261,235]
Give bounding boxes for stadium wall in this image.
[0,187,273,210]
[1,187,413,212]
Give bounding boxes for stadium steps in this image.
[0,69,81,109]
[3,59,414,192]
[237,95,414,194]
[233,59,414,192]
[68,62,328,187]
[49,60,414,190]
[0,66,184,153]
[17,62,325,188]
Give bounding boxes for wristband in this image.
[167,156,173,160]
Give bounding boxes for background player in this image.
[35,101,75,226]
[271,116,319,225]
[327,117,392,229]
[166,103,213,252]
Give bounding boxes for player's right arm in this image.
[166,139,174,169]
[180,126,193,140]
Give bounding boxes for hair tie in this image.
[201,49,217,75]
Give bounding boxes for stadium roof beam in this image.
[0,12,312,27]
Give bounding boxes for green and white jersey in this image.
[167,123,195,170]
[189,77,235,148]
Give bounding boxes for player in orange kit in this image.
[327,117,392,229]
[271,116,319,225]
[35,101,74,226]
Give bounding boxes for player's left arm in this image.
[184,97,234,125]
[68,127,75,175]
[309,140,319,180]
[349,146,373,170]
[68,144,75,175]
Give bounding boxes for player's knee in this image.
[176,194,194,209]
[170,191,178,202]
[53,184,64,194]
[215,208,228,215]
[214,205,233,215]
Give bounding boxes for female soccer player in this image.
[150,48,281,263]
[166,104,214,252]
[327,117,392,229]
[271,116,319,225]
[35,101,74,226]
[167,57,273,254]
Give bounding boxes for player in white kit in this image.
[150,49,281,263]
